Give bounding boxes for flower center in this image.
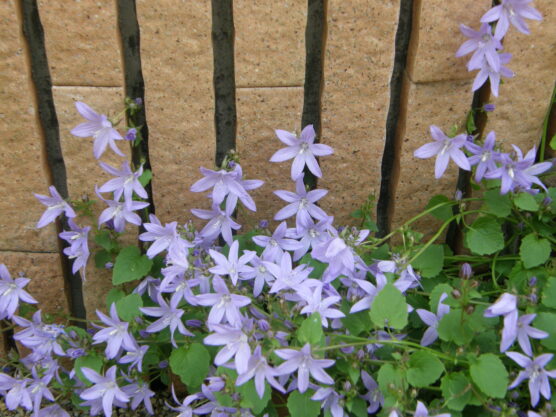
[300,143,310,153]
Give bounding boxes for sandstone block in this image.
[0,0,58,251]
[392,78,474,231]
[319,0,399,226]
[136,0,215,226]
[483,0,555,153]
[235,87,304,227]
[235,0,306,87]
[38,0,122,86]
[407,0,491,83]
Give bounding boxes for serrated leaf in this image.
[469,354,508,398]
[407,351,444,387]
[115,293,143,322]
[513,192,539,211]
[542,277,556,309]
[440,373,473,411]
[412,244,444,278]
[238,379,271,414]
[370,284,408,329]
[437,309,474,345]
[483,190,512,218]
[425,194,453,221]
[341,310,373,337]
[464,216,504,255]
[113,246,153,285]
[287,390,320,417]
[520,234,551,268]
[297,313,323,345]
[377,363,405,397]
[169,343,210,390]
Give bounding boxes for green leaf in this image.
[138,169,153,187]
[466,110,477,133]
[74,354,103,385]
[429,283,453,311]
[440,372,473,411]
[370,284,408,329]
[113,246,153,285]
[550,134,556,150]
[115,293,143,322]
[347,397,368,417]
[94,230,117,251]
[407,351,444,387]
[542,277,556,309]
[238,379,271,414]
[425,194,453,221]
[169,343,210,390]
[412,244,444,278]
[483,190,512,218]
[377,363,405,398]
[513,192,540,211]
[297,313,323,345]
[437,310,474,345]
[520,234,551,268]
[287,390,320,417]
[469,353,508,398]
[94,250,112,269]
[105,289,125,310]
[535,313,556,349]
[341,310,373,337]
[464,216,504,255]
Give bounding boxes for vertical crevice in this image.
[116,0,155,222]
[18,0,86,325]
[445,85,490,252]
[538,82,556,162]
[376,0,415,237]
[301,0,327,190]
[211,0,237,168]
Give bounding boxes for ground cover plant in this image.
[1,1,555,416]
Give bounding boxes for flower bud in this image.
[483,103,496,112]
[343,381,352,392]
[158,360,168,369]
[460,263,473,279]
[186,319,203,328]
[134,97,143,106]
[257,319,270,332]
[451,289,462,299]
[528,276,537,287]
[124,128,137,141]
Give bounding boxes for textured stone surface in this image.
[319,0,399,226]
[83,255,113,320]
[137,0,215,226]
[407,0,491,83]
[483,0,555,152]
[235,0,306,87]
[0,0,58,252]
[392,78,474,230]
[236,87,304,227]
[0,252,68,316]
[38,0,122,86]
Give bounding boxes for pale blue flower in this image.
[481,0,542,39]
[79,366,129,417]
[0,264,37,320]
[506,352,556,406]
[34,185,76,228]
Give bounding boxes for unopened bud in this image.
[343,381,352,392]
[483,103,495,112]
[465,305,475,315]
[451,289,461,299]
[460,263,473,279]
[528,276,537,287]
[259,219,269,229]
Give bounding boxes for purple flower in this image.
[37,404,70,417]
[34,185,76,228]
[465,131,501,182]
[485,145,552,194]
[13,310,65,358]
[240,255,275,297]
[204,323,252,374]
[122,380,155,415]
[92,303,136,359]
[456,23,503,71]
[472,52,514,97]
[290,216,333,261]
[0,264,37,319]
[506,352,556,406]
[414,126,471,179]
[124,128,137,141]
[0,373,32,411]
[96,188,149,232]
[275,343,334,393]
[414,401,451,417]
[270,125,333,179]
[70,102,124,159]
[140,294,193,347]
[59,219,90,279]
[298,285,345,327]
[79,366,129,417]
[235,345,285,399]
[98,161,148,204]
[311,387,344,417]
[191,203,241,246]
[484,293,517,317]
[416,293,450,346]
[208,240,256,286]
[139,214,190,259]
[265,252,313,294]
[502,313,548,356]
[196,276,251,327]
[252,221,303,262]
[481,0,542,39]
[273,175,329,229]
[28,367,55,414]
[360,371,383,414]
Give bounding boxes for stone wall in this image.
[1,0,554,347]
